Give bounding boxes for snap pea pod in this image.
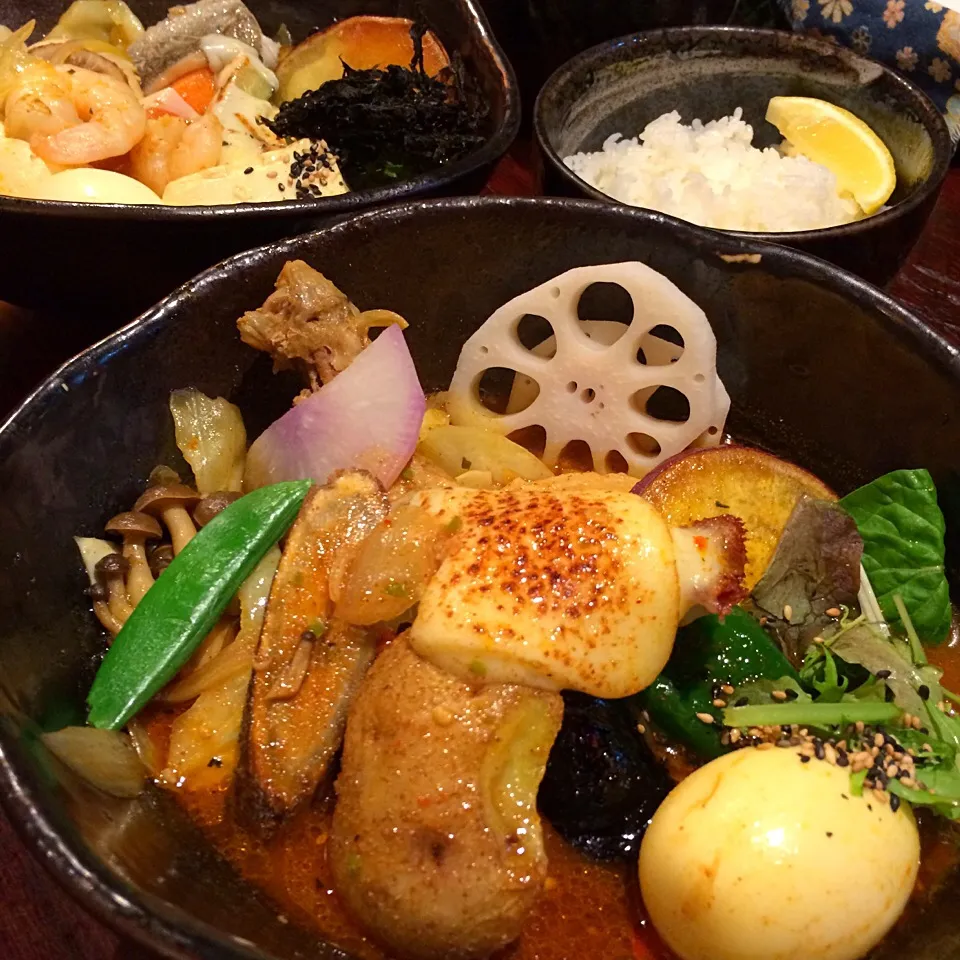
[87,480,311,730]
[636,607,798,760]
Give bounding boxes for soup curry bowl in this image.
[1,196,960,960]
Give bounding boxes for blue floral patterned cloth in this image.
[777,0,960,141]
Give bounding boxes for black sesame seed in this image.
[919,684,931,701]
[244,166,254,175]
[813,739,825,761]
[800,755,811,763]
[836,749,849,768]
[826,831,833,838]
[278,183,285,191]
[890,794,901,812]
[876,670,892,680]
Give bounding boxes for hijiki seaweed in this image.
[266,23,486,190]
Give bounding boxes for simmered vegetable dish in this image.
[50,261,960,960]
[0,1,484,204]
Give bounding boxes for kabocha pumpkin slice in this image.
[276,16,449,104]
[635,446,835,589]
[235,471,387,833]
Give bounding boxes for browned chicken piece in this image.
[237,260,408,390]
[330,637,564,960]
[234,471,388,834]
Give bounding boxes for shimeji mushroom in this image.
[149,544,175,578]
[105,511,163,605]
[194,492,242,528]
[135,484,201,555]
[93,553,134,628]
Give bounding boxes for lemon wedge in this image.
[766,96,896,216]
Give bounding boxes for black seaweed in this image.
[266,24,486,190]
[539,692,673,861]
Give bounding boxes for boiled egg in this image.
[0,135,53,199]
[37,168,162,204]
[639,746,920,960]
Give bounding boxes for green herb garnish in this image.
[841,469,951,644]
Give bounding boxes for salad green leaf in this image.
[840,469,951,645]
[752,496,863,666]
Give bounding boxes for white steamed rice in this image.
[564,109,861,233]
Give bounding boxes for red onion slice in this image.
[245,325,425,490]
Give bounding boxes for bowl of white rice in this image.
[535,27,952,285]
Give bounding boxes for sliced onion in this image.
[335,502,452,625]
[126,717,163,778]
[42,726,146,797]
[417,424,552,485]
[245,325,426,490]
[161,671,249,789]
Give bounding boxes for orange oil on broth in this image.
[138,607,960,959]
[143,705,663,960]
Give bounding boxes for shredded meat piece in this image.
[237,260,407,391]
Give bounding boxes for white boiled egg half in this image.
[639,745,919,960]
[37,168,162,204]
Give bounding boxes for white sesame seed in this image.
[783,604,793,620]
[696,712,715,725]
[826,607,841,617]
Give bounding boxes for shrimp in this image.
[128,112,222,196]
[3,68,79,142]
[4,64,145,165]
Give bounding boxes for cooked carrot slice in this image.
[170,67,216,114]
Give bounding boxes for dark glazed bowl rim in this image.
[0,0,519,224]
[2,194,960,960]
[533,25,953,245]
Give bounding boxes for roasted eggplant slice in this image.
[234,471,387,832]
[539,692,673,861]
[330,637,563,960]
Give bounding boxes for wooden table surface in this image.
[2,152,959,960]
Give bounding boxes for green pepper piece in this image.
[637,607,799,759]
[87,479,311,730]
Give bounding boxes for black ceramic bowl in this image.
[2,196,960,960]
[479,0,784,126]
[0,0,518,319]
[535,27,953,286]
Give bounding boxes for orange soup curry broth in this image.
[138,630,960,960]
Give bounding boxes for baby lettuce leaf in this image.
[840,469,951,645]
[752,496,863,666]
